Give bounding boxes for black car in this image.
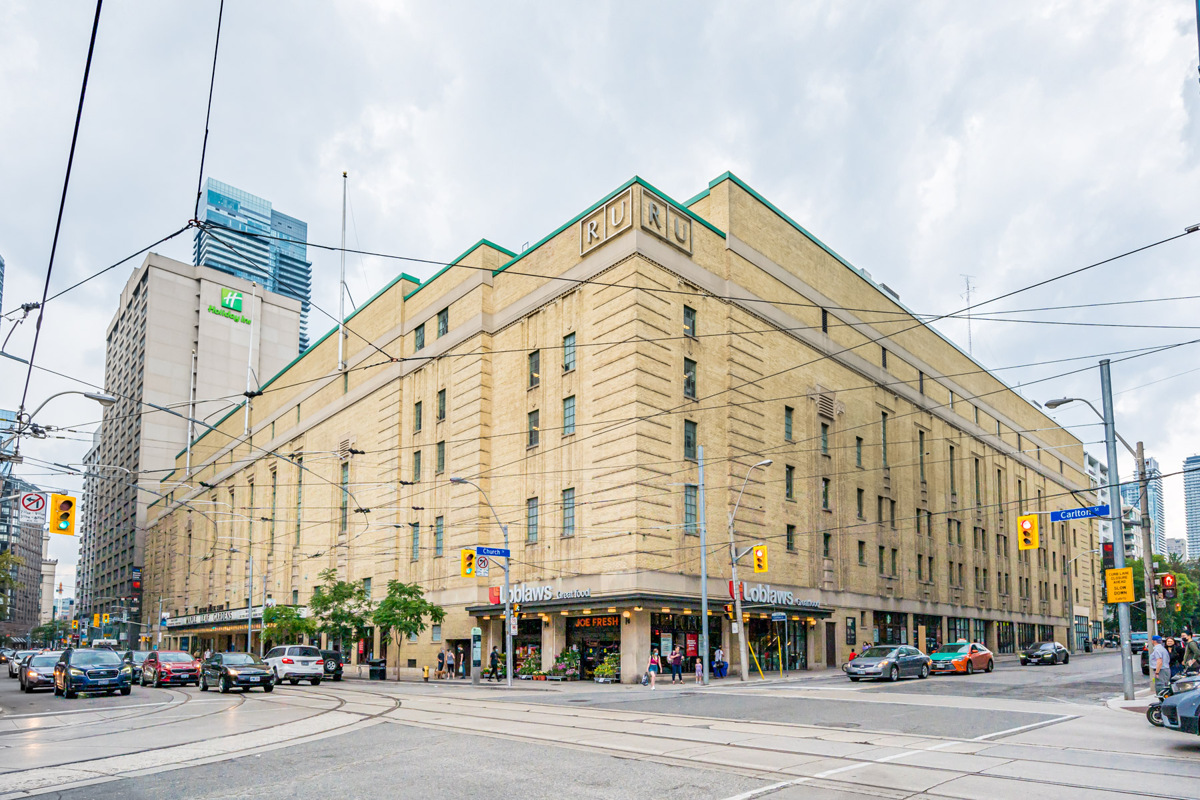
[200,652,275,693]
[122,650,151,683]
[1020,641,1069,666]
[53,648,133,698]
[320,650,344,682]
[20,652,62,692]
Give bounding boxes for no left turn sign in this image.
[20,493,45,513]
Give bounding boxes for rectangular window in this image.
[879,546,886,574]
[891,548,898,576]
[821,308,829,334]
[818,529,826,556]
[414,401,423,433]
[918,371,925,395]
[363,577,372,599]
[880,412,889,466]
[877,495,885,522]
[431,624,442,643]
[434,516,444,556]
[292,589,299,605]
[563,332,576,371]
[918,556,925,581]
[881,347,888,369]
[528,350,541,388]
[684,484,698,535]
[563,396,576,436]
[436,389,446,421]
[683,305,697,338]
[436,441,445,474]
[855,437,863,467]
[785,465,795,500]
[683,358,697,399]
[915,508,922,535]
[414,323,425,351]
[820,422,829,454]
[562,488,575,537]
[857,488,865,518]
[410,523,419,561]
[683,420,697,460]
[339,461,350,532]
[527,498,539,543]
[295,457,303,545]
[890,499,897,528]
[784,406,794,441]
[528,410,540,447]
[437,308,448,338]
[821,478,831,510]
[412,450,422,483]
[918,430,926,482]
[949,445,956,495]
[858,541,866,564]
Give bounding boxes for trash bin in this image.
[1084,640,1093,653]
[369,658,386,680]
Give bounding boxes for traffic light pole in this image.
[1136,441,1158,640]
[728,460,772,682]
[698,447,709,686]
[1101,360,1136,701]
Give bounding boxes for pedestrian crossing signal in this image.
[1017,515,1039,550]
[723,604,734,620]
[752,545,768,573]
[460,549,476,578]
[1162,573,1177,600]
[50,493,76,535]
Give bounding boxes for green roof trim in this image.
[403,239,516,301]
[176,399,246,459]
[160,469,176,485]
[492,176,726,278]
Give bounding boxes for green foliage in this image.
[262,604,317,645]
[31,619,69,647]
[372,580,445,648]
[1116,556,1199,634]
[0,552,24,619]
[594,651,621,679]
[307,569,373,649]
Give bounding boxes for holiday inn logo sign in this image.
[208,287,251,325]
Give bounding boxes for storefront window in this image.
[874,612,907,645]
[912,614,942,653]
[1074,615,1089,651]
[566,615,620,679]
[651,613,722,675]
[1038,624,1055,643]
[513,618,542,674]
[996,621,1014,653]
[971,619,987,645]
[947,618,970,642]
[1017,622,1037,649]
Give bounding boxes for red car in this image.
[140,650,200,687]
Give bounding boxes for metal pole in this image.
[503,524,512,688]
[1101,359,1136,700]
[698,446,709,686]
[729,523,748,681]
[1136,441,1157,639]
[157,597,163,648]
[243,283,257,435]
[337,171,347,372]
[247,551,253,653]
[185,349,196,475]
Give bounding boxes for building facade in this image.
[1120,456,1164,556]
[78,253,301,646]
[1166,538,1187,560]
[146,174,1103,680]
[1086,453,1114,546]
[194,178,313,350]
[0,474,48,643]
[39,555,56,625]
[1186,456,1200,561]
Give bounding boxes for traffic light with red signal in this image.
[752,545,768,573]
[1017,514,1039,550]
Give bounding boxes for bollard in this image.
[423,665,429,682]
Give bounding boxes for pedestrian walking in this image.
[647,648,660,690]
[456,645,465,678]
[445,648,456,680]
[1183,632,1200,674]
[488,646,501,682]
[436,648,446,680]
[694,655,704,683]
[1149,635,1171,694]
[714,647,726,678]
[669,645,684,684]
[1169,637,1186,678]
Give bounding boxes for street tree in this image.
[372,581,445,679]
[262,605,317,647]
[30,619,69,648]
[307,568,372,651]
[0,552,24,620]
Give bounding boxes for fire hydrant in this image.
[423,665,429,682]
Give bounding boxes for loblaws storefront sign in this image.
[735,581,821,609]
[489,583,592,604]
[208,287,251,325]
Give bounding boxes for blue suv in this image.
[53,648,133,698]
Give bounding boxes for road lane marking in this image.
[0,700,183,719]
[971,714,1075,741]
[718,777,810,800]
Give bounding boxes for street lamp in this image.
[2,391,117,458]
[729,459,772,681]
[450,477,513,687]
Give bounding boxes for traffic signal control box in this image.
[1017,514,1039,550]
[460,549,476,578]
[50,494,77,535]
[752,545,768,573]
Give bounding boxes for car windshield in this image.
[1131,633,1147,641]
[860,647,897,659]
[30,655,59,668]
[292,647,321,658]
[222,654,264,666]
[936,644,970,654]
[159,652,194,663]
[130,652,149,663]
[15,651,36,659]
[72,650,122,666]
[1030,643,1054,651]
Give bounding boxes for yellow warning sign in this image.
[1106,567,1135,604]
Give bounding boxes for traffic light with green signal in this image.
[460,549,476,578]
[50,494,77,535]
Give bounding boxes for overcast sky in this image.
[4,1,1200,595]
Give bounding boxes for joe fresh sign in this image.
[209,287,251,325]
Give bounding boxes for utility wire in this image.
[192,0,225,222]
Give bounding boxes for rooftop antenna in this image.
[961,274,975,355]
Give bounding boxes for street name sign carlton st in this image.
[1049,505,1109,522]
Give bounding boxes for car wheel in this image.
[1147,705,1164,727]
[310,678,321,686]
[1052,653,1059,666]
[889,665,900,682]
[1063,653,1069,665]
[220,676,231,694]
[985,659,994,673]
[139,672,146,687]
[1020,658,1028,666]
[65,686,77,699]
[120,687,131,696]
[333,674,342,682]
[263,684,274,693]
[272,668,280,685]
[919,664,929,679]
[53,678,61,697]
[966,661,974,675]
[289,678,299,685]
[199,674,209,692]
[154,671,163,688]
[848,676,861,682]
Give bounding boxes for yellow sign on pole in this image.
[1106,567,1135,604]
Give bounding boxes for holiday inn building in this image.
[144,172,1105,681]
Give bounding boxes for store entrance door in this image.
[825,622,837,668]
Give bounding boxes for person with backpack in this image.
[488,646,501,682]
[646,648,660,690]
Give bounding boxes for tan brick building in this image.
[145,173,1104,681]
